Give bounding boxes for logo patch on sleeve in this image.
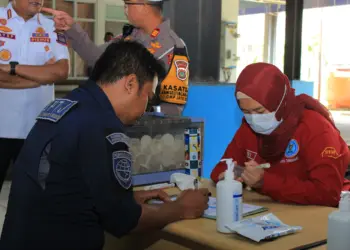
[106,133,130,147]
[246,150,257,160]
[321,147,341,159]
[37,99,78,123]
[112,151,133,189]
[285,139,299,158]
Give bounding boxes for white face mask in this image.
[244,112,282,135]
[243,85,287,135]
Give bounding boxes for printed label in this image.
[233,193,243,222]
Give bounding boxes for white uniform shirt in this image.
[0,3,69,139]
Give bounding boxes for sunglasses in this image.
[123,0,159,6]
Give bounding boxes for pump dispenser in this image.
[216,158,243,233]
[327,191,350,250]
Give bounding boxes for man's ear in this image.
[123,74,138,94]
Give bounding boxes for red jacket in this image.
[211,110,350,207]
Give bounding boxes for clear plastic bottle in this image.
[216,158,243,233]
[327,191,350,250]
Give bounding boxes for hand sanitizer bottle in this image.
[216,158,243,233]
[327,191,350,250]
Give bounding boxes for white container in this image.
[327,191,350,250]
[216,158,243,233]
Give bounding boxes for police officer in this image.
[0,41,209,250]
[42,0,189,116]
[0,0,69,192]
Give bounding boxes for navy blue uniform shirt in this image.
[0,80,142,250]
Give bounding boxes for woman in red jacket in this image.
[210,63,350,207]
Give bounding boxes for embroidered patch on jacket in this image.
[148,47,156,54]
[284,139,299,158]
[246,150,257,160]
[112,151,133,189]
[7,9,12,19]
[106,133,130,147]
[37,99,78,123]
[151,28,160,38]
[321,147,341,159]
[56,32,68,46]
[0,49,11,61]
[0,18,7,25]
[31,27,50,43]
[150,41,162,49]
[174,60,189,81]
[0,26,12,33]
[0,32,15,39]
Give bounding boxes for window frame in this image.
[48,0,98,80]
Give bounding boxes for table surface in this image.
[161,179,334,250]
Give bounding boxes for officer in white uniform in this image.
[0,0,69,192]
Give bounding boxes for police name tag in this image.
[112,151,133,190]
[37,99,78,123]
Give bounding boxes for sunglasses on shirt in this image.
[123,0,161,5]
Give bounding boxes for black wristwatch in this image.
[9,61,19,75]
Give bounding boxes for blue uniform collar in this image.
[82,80,125,130]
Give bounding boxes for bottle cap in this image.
[220,158,234,180]
[339,191,350,212]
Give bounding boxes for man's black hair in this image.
[104,32,114,42]
[90,40,166,91]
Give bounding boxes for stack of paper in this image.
[203,197,268,219]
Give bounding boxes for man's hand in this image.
[134,190,171,204]
[241,160,264,189]
[41,7,75,31]
[175,188,209,219]
[0,64,10,74]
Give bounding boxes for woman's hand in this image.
[218,161,243,182]
[241,160,265,188]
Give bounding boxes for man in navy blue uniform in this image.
[0,41,209,250]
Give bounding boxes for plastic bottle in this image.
[327,191,350,250]
[216,158,243,233]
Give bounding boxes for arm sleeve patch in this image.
[37,98,78,123]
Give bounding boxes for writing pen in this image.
[234,163,271,178]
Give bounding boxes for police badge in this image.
[174,60,189,81]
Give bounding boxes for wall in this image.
[183,84,242,178]
[292,80,314,97]
[163,0,222,82]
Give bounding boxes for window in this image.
[274,11,285,72]
[301,3,350,109]
[105,3,128,41]
[236,13,266,78]
[44,0,97,79]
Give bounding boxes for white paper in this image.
[204,197,265,218]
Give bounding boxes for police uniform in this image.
[0,3,69,189]
[0,81,142,250]
[65,1,189,115]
